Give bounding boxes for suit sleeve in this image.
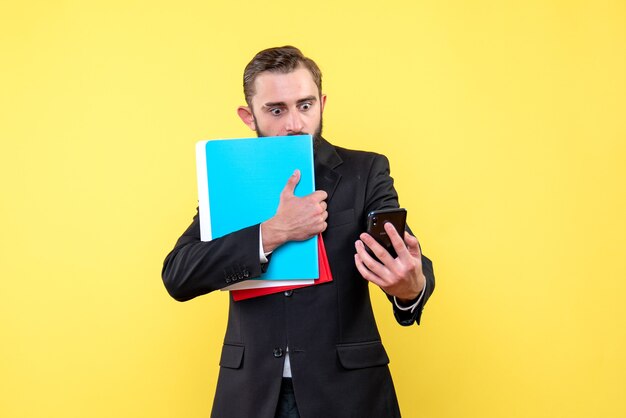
[364,154,436,326]
[161,209,266,301]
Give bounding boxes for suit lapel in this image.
[314,137,342,201]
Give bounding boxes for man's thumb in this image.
[282,169,301,196]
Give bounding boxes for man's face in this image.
[238,66,326,141]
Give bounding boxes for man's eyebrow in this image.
[296,96,317,104]
[263,101,286,108]
[262,96,317,108]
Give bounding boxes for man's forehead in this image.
[252,67,319,99]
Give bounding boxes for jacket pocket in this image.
[219,343,244,369]
[336,340,390,370]
[327,208,355,228]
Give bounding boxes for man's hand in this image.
[261,170,328,252]
[354,222,426,302]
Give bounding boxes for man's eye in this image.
[300,103,311,111]
[270,108,282,116]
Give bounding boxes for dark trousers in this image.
[274,378,300,418]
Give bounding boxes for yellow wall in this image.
[2,1,625,417]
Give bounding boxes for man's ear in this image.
[237,106,256,131]
[320,94,327,114]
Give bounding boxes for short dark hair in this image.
[243,46,322,106]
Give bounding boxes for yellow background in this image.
[2,1,625,417]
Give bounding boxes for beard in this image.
[254,115,324,153]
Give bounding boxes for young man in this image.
[162,46,435,418]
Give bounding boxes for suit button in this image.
[273,347,283,358]
[284,290,293,297]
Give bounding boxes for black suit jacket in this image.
[162,138,435,418]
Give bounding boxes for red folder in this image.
[231,235,333,301]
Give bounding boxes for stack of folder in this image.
[232,234,333,301]
[196,135,333,300]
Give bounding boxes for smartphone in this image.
[366,208,407,259]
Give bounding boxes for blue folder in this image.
[196,135,319,288]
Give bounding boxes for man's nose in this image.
[285,111,304,134]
